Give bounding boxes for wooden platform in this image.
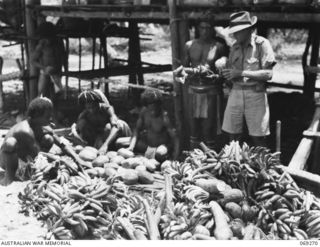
[32,4,320,26]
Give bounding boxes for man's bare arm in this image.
[128,112,144,151]
[163,113,179,160]
[222,68,273,81]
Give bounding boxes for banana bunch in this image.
[183,185,209,203]
[164,161,194,180]
[160,214,189,239]
[57,164,71,185]
[301,210,320,238]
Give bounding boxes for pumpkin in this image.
[92,155,109,167]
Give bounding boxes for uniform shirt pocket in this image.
[246,57,260,71]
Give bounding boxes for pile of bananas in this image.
[19,141,320,240]
[162,141,320,240]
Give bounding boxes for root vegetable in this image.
[209,201,233,240]
[117,148,134,159]
[79,146,98,161]
[137,170,154,184]
[225,202,242,219]
[195,178,228,195]
[92,155,109,167]
[219,188,244,205]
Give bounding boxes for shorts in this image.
[222,88,270,136]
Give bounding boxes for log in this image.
[288,102,320,170]
[0,71,23,82]
[282,167,320,195]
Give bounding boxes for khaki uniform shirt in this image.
[228,34,276,86]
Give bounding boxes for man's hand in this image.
[44,66,55,75]
[215,57,228,73]
[222,69,243,80]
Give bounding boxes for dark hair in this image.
[36,21,57,38]
[27,97,53,119]
[197,12,215,27]
[78,89,103,106]
[141,90,162,106]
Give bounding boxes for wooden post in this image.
[25,0,40,101]
[288,101,320,170]
[100,35,109,96]
[303,25,320,98]
[78,37,82,92]
[179,19,190,150]
[276,120,281,153]
[65,38,69,99]
[128,21,144,105]
[168,0,183,153]
[0,57,3,113]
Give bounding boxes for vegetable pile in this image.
[18,141,320,240]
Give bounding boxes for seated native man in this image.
[126,90,179,162]
[71,89,132,154]
[0,97,55,186]
[31,21,67,99]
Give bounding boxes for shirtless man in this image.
[72,89,132,154]
[127,90,179,161]
[31,21,67,99]
[0,97,54,185]
[181,17,229,149]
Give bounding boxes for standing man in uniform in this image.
[180,17,229,150]
[221,11,276,147]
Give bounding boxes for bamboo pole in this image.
[0,57,3,113]
[168,0,183,152]
[179,19,190,150]
[288,101,320,170]
[25,0,40,101]
[276,120,281,153]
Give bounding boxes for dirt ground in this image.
[0,44,317,240]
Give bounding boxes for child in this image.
[127,90,179,161]
[0,97,54,185]
[71,89,132,154]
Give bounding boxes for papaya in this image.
[79,146,98,161]
[225,202,242,219]
[135,165,147,172]
[104,162,120,170]
[111,155,125,165]
[105,167,117,178]
[121,169,138,185]
[121,157,143,169]
[137,170,154,184]
[193,225,210,236]
[92,155,109,167]
[144,159,160,172]
[106,151,118,159]
[117,148,134,159]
